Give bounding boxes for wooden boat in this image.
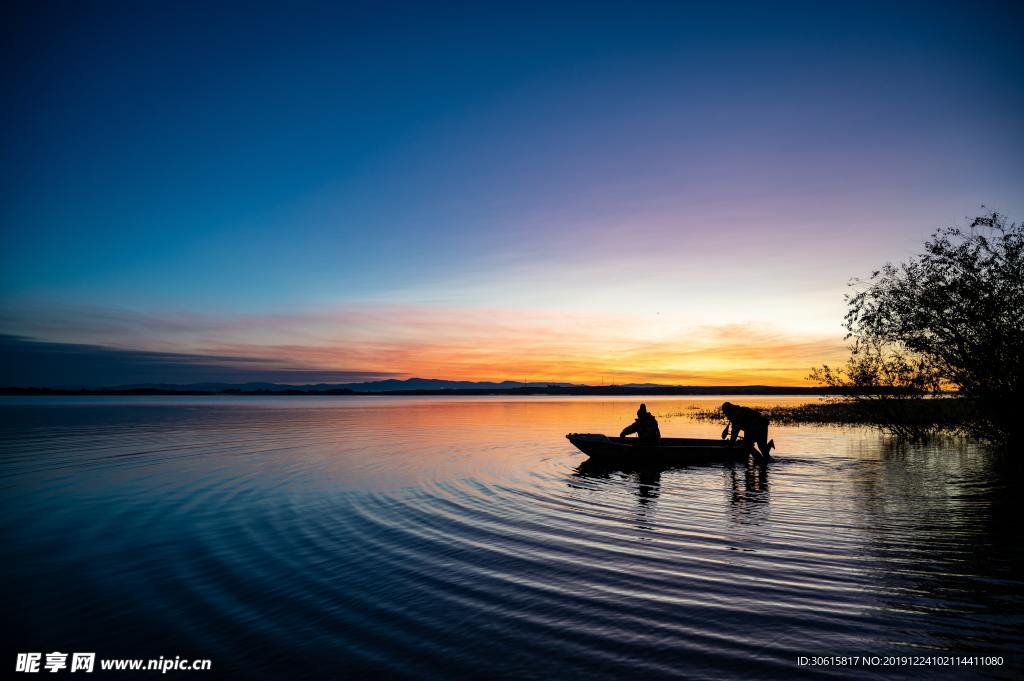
[566,433,751,464]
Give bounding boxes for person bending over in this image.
[721,402,774,460]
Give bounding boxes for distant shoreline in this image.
[1,385,875,397]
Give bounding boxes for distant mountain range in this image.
[114,378,583,392]
[1,377,838,396]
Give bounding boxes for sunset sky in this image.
[2,1,1022,386]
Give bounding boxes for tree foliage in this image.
[812,210,1023,442]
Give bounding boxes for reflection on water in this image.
[2,396,1021,680]
[727,462,770,527]
[571,460,664,533]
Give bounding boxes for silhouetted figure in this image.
[721,402,774,460]
[620,403,661,445]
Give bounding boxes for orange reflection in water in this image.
[235,395,827,488]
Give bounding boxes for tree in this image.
[812,210,1023,443]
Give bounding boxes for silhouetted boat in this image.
[566,433,749,464]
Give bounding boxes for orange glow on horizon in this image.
[196,310,850,386]
[13,303,852,386]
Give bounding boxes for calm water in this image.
[2,396,1021,679]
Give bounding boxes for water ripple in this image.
[3,396,1022,680]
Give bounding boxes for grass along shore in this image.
[663,397,973,439]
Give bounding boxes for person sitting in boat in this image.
[721,402,774,459]
[620,403,661,444]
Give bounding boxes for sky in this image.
[2,1,1022,387]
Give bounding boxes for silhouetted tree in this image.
[812,210,1023,443]
[810,340,947,439]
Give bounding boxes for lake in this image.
[2,396,1021,679]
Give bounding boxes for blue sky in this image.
[2,1,1022,385]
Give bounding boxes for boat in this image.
[566,433,753,464]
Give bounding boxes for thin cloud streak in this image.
[0,335,399,387]
[1,304,848,386]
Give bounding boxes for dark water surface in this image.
[2,396,1021,679]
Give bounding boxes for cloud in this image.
[0,302,850,387]
[0,335,399,387]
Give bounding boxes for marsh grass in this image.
[662,398,974,440]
